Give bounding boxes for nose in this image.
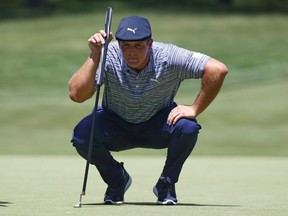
[127,46,136,54]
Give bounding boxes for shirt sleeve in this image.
[168,44,211,80]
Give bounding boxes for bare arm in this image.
[68,30,110,103]
[167,58,228,125]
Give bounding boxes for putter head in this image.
[74,202,82,208]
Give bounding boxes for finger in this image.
[91,33,105,45]
[88,36,99,46]
[167,117,172,125]
[167,109,179,125]
[95,35,105,45]
[100,30,112,44]
[169,107,178,115]
[109,32,114,42]
[172,113,181,125]
[167,112,173,125]
[99,29,106,37]
[100,30,114,43]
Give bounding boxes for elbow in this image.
[69,87,94,103]
[218,62,229,78]
[68,85,89,103]
[68,79,91,103]
[69,92,86,103]
[205,58,228,78]
[68,82,82,103]
[223,65,229,76]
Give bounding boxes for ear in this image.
[148,38,153,48]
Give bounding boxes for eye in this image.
[135,44,143,48]
[121,44,130,49]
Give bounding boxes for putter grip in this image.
[96,7,113,85]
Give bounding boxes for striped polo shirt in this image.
[98,41,210,123]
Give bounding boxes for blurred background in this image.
[0,0,287,156]
[1,0,288,19]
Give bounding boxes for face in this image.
[119,39,153,71]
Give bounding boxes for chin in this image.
[127,62,139,68]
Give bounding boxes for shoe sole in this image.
[104,175,132,205]
[153,186,177,205]
[104,200,124,205]
[157,200,177,205]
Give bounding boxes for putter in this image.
[74,7,113,208]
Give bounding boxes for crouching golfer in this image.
[69,15,228,205]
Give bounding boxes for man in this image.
[69,15,228,205]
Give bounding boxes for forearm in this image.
[167,58,228,125]
[68,52,100,103]
[69,30,110,103]
[192,59,228,117]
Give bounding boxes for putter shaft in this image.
[74,7,112,208]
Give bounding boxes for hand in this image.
[88,30,113,53]
[167,105,197,125]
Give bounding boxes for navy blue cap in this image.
[115,16,152,41]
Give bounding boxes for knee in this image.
[174,118,201,136]
[74,144,104,165]
[75,145,89,161]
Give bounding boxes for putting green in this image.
[1,156,287,216]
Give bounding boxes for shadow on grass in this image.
[0,201,12,207]
[83,202,240,207]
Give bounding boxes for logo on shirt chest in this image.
[150,78,160,83]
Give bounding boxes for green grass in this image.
[0,11,287,156]
[1,156,288,216]
[1,11,287,216]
